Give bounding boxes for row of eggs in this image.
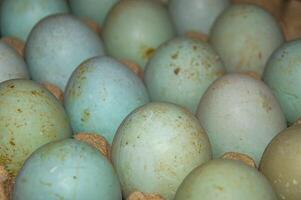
[0,0,300,200]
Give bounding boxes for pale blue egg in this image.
[0,0,69,41]
[25,14,105,90]
[13,139,122,200]
[0,41,29,83]
[64,56,149,143]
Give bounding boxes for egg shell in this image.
[168,0,230,35]
[231,0,284,19]
[102,0,175,69]
[25,14,105,90]
[196,73,286,164]
[0,0,69,41]
[210,4,284,77]
[260,124,301,200]
[263,40,301,124]
[64,56,149,143]
[0,79,72,176]
[0,41,29,83]
[174,159,278,200]
[112,102,212,200]
[145,37,225,113]
[13,139,122,200]
[69,0,119,26]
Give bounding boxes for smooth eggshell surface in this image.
[64,56,149,143]
[168,0,230,35]
[112,102,212,200]
[0,41,29,83]
[102,0,175,69]
[210,4,284,77]
[69,0,120,26]
[174,159,278,200]
[263,40,301,124]
[0,0,69,41]
[25,14,105,90]
[260,124,301,200]
[196,73,287,164]
[0,79,72,176]
[13,139,122,200]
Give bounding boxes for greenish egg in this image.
[112,102,212,200]
[102,0,175,69]
[174,159,278,200]
[145,37,225,113]
[263,40,301,124]
[196,73,286,164]
[0,79,72,176]
[260,124,301,200]
[210,4,284,77]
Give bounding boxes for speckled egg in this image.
[0,41,29,83]
[102,0,175,69]
[13,139,122,200]
[25,14,105,90]
[112,102,212,200]
[168,0,230,35]
[210,4,284,77]
[260,124,301,200]
[174,159,278,200]
[69,0,119,27]
[196,73,287,164]
[263,40,301,124]
[64,56,149,143]
[0,79,72,176]
[144,37,225,113]
[0,0,69,41]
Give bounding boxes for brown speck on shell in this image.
[171,52,178,59]
[127,191,164,200]
[41,82,64,102]
[222,152,257,168]
[185,31,208,42]
[258,52,262,59]
[144,48,155,60]
[74,133,111,161]
[2,37,25,57]
[82,18,102,35]
[174,68,180,75]
[239,71,261,80]
[121,60,144,79]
